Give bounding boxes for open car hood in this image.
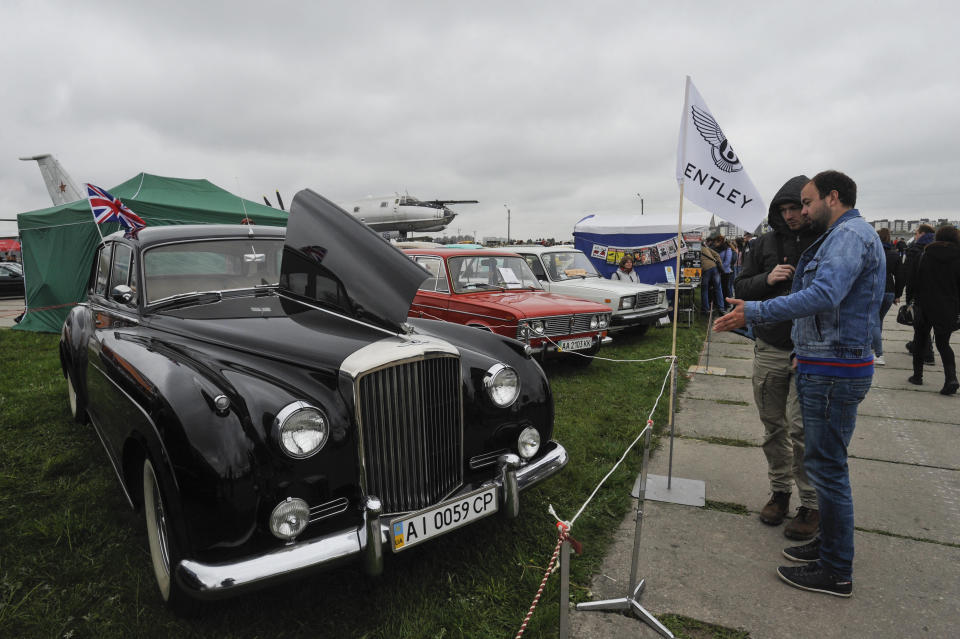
[281,189,430,333]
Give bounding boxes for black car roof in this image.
[105,224,286,248]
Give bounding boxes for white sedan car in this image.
[514,246,669,334]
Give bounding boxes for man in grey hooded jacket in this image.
[736,175,821,540]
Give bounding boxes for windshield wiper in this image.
[149,291,222,312]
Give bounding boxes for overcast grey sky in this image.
[2,1,957,240]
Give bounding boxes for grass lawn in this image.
[0,320,714,639]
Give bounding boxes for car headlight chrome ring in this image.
[275,401,329,459]
[270,497,310,541]
[483,363,520,408]
[517,426,541,459]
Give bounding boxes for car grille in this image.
[355,354,463,513]
[515,313,603,340]
[637,290,660,307]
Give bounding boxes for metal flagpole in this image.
[644,77,705,507]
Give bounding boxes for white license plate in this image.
[559,337,593,351]
[390,486,498,552]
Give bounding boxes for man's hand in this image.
[766,264,795,286]
[713,297,746,332]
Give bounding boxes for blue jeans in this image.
[796,373,873,581]
[700,268,724,313]
[871,292,895,355]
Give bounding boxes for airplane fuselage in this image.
[345,195,461,234]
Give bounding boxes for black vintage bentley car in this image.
[60,190,566,612]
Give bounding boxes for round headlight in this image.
[518,426,541,459]
[270,497,310,541]
[590,315,599,329]
[484,363,520,407]
[276,402,329,459]
[600,315,609,328]
[532,320,545,334]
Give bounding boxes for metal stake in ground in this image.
[575,426,674,639]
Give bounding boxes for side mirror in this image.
[111,284,134,305]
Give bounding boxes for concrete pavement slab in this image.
[674,397,761,443]
[648,439,960,545]
[684,374,755,404]
[572,502,960,639]
[848,415,960,470]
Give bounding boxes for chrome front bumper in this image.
[176,441,568,600]
[610,306,670,327]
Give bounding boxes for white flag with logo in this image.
[676,76,766,232]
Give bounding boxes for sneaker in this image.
[784,506,820,540]
[874,355,885,366]
[777,563,852,597]
[908,375,923,385]
[782,537,820,563]
[760,491,791,526]
[941,379,960,395]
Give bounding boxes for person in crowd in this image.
[907,225,960,394]
[716,170,884,598]
[872,228,902,365]
[611,254,639,282]
[904,224,937,363]
[699,238,724,315]
[718,237,734,301]
[735,175,821,539]
[896,237,907,260]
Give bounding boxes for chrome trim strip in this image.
[174,442,567,599]
[339,334,459,379]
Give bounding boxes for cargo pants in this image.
[752,338,817,509]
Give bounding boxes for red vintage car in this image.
[403,248,611,363]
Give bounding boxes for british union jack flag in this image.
[85,183,146,232]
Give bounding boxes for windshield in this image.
[143,238,284,304]
[448,255,543,293]
[541,251,600,281]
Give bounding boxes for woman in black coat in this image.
[908,225,960,394]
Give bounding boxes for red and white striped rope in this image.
[514,522,569,639]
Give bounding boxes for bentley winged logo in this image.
[691,105,743,173]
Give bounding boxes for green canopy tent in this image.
[15,173,288,332]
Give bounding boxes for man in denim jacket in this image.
[715,170,884,597]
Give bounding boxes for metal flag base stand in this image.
[651,355,706,507]
[575,426,674,639]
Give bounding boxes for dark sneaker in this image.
[760,491,791,526]
[777,563,852,597]
[782,537,820,563]
[941,379,959,395]
[784,506,820,540]
[908,375,923,385]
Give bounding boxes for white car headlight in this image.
[532,320,545,334]
[275,401,329,459]
[590,315,599,329]
[517,426,541,459]
[599,315,609,328]
[619,296,635,309]
[484,363,520,407]
[270,497,310,541]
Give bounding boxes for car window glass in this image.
[111,244,132,289]
[94,244,113,297]
[549,251,599,280]
[414,256,449,292]
[523,255,547,280]
[143,239,284,303]
[448,255,542,293]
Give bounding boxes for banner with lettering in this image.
[676,76,766,232]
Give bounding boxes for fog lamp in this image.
[270,497,310,541]
[517,427,541,459]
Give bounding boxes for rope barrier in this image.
[514,523,570,639]
[513,357,675,637]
